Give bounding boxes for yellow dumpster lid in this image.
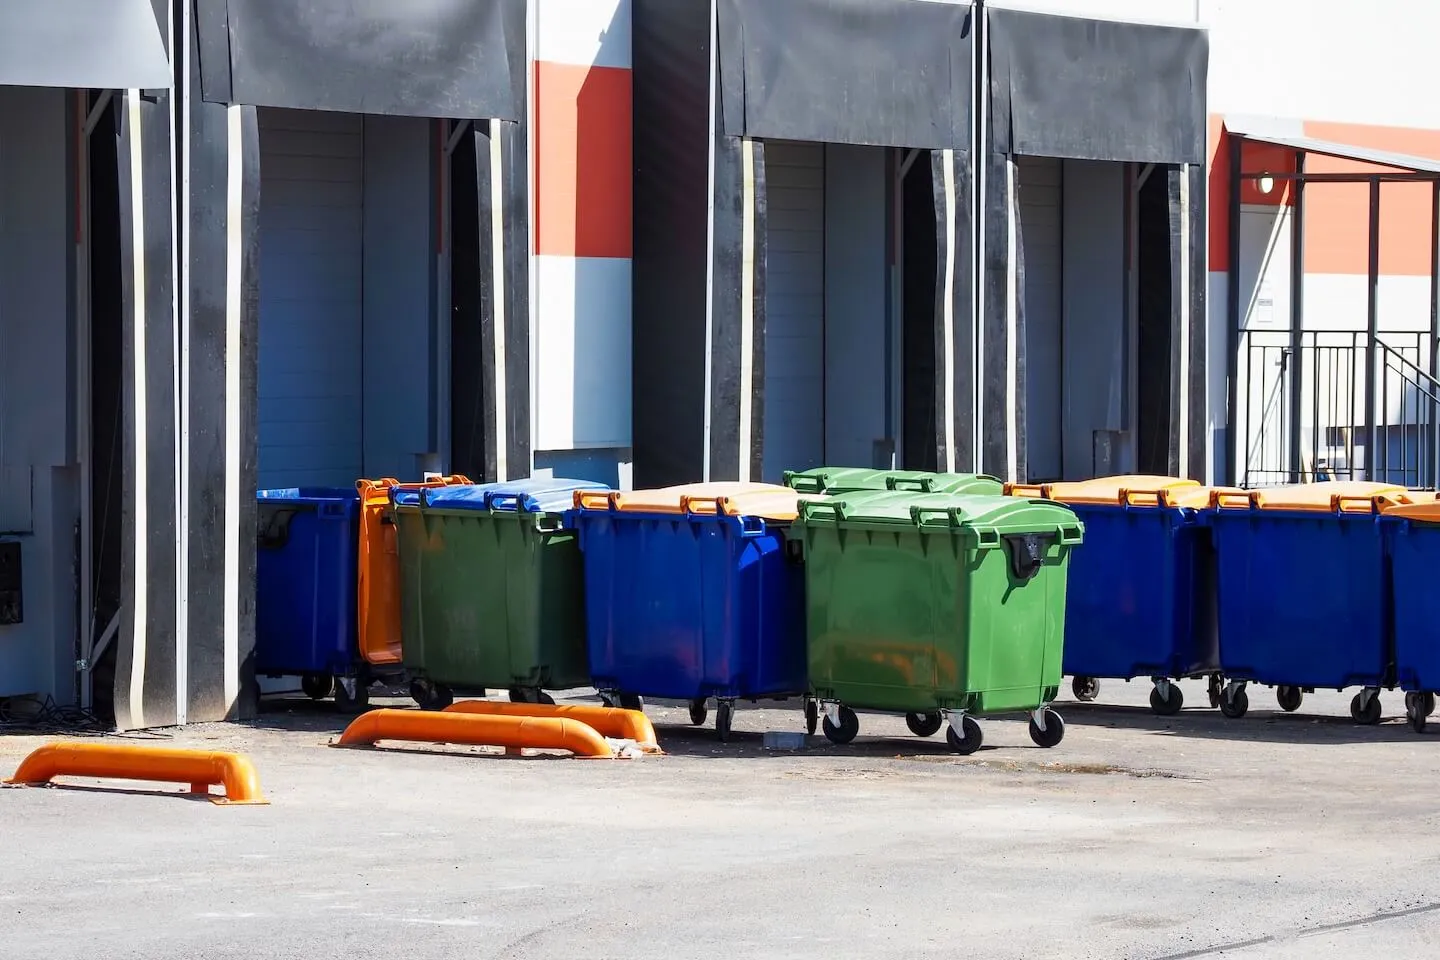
[1039,475,1200,506]
[1224,481,1411,513]
[573,482,800,521]
[1381,493,1440,521]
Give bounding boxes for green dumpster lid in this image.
[800,490,1082,536]
[785,466,1002,495]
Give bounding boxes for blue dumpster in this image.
[1381,501,1440,733]
[1208,482,1406,723]
[1011,476,1224,716]
[573,482,808,741]
[256,487,368,708]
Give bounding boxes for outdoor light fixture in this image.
[1257,173,1275,195]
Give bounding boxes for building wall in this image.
[0,86,77,702]
[531,0,633,484]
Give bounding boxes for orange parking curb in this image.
[443,700,661,753]
[4,742,268,804]
[335,709,616,758]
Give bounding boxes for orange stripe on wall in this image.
[1209,114,1440,277]
[534,60,633,260]
[1301,120,1440,277]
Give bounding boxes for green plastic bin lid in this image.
[784,466,1002,495]
[800,490,1082,538]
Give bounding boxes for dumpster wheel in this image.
[335,677,371,713]
[1149,681,1183,717]
[302,673,335,701]
[1406,692,1434,734]
[1276,686,1304,713]
[822,706,859,745]
[1028,709,1065,748]
[508,687,556,706]
[1071,676,1100,702]
[905,712,944,738]
[803,698,818,736]
[945,716,983,755]
[688,699,708,726]
[1207,674,1224,709]
[1219,683,1249,719]
[410,678,454,711]
[716,701,735,742]
[1349,690,1383,726]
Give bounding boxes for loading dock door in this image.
[1019,156,1063,481]
[257,108,365,489]
[762,141,826,482]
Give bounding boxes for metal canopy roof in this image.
[1230,127,1440,176]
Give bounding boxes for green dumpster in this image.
[390,479,607,709]
[798,491,1083,754]
[784,466,1003,496]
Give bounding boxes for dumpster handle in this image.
[1211,490,1253,510]
[801,501,846,523]
[1058,525,1084,546]
[680,495,725,516]
[738,515,767,537]
[1334,495,1381,515]
[487,492,527,513]
[887,476,935,492]
[911,505,961,528]
[356,477,401,494]
[572,490,615,512]
[784,473,826,494]
[972,528,1002,549]
[1005,483,1046,499]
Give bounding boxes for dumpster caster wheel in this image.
[946,716,983,755]
[1407,693,1431,734]
[618,694,644,711]
[905,711,944,738]
[1028,709,1066,749]
[410,678,453,711]
[1220,686,1249,719]
[1072,676,1100,702]
[335,678,370,713]
[716,701,735,742]
[804,699,818,736]
[822,706,859,745]
[1276,685,1304,713]
[1207,674,1224,709]
[1149,682,1183,717]
[301,673,335,701]
[688,699,708,726]
[1350,691,1383,725]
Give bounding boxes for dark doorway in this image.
[901,155,939,471]
[1136,164,1176,476]
[86,92,123,725]
[448,125,488,481]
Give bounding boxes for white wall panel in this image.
[534,254,633,450]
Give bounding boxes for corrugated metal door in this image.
[258,108,364,489]
[1019,156,1063,481]
[762,141,826,482]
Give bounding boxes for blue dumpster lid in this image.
[257,487,359,504]
[391,478,610,513]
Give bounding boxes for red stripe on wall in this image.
[534,60,633,259]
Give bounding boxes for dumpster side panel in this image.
[804,526,964,712]
[256,499,359,676]
[529,522,593,689]
[580,513,805,700]
[1062,505,1219,680]
[1388,522,1440,692]
[964,542,1068,714]
[1212,511,1388,688]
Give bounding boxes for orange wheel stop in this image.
[335,709,617,758]
[4,742,268,804]
[442,700,662,753]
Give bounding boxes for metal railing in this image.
[1238,329,1440,488]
